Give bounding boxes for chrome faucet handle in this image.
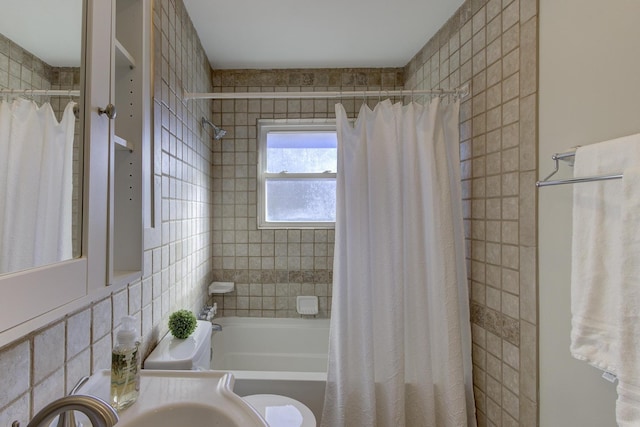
[24,395,118,427]
[55,376,90,427]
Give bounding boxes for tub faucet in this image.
[13,395,118,427]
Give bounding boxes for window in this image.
[257,119,337,229]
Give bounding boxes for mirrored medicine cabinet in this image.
[0,0,156,347]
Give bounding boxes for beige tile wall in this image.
[208,68,404,318]
[405,0,538,425]
[0,1,214,425]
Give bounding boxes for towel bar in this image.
[536,149,623,187]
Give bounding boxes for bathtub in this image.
[211,316,330,423]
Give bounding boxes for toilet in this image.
[144,320,316,427]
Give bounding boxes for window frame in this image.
[257,119,337,229]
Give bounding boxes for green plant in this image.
[168,310,197,339]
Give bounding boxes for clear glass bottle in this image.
[110,316,140,411]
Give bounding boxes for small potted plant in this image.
[168,309,197,339]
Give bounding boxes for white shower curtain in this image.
[0,98,75,274]
[322,99,476,427]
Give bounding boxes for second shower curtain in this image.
[322,98,476,427]
[0,98,75,274]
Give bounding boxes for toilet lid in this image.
[243,394,316,427]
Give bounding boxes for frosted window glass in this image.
[266,132,337,173]
[266,179,336,222]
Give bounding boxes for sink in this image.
[73,370,268,427]
[121,402,239,427]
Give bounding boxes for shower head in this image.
[201,117,227,140]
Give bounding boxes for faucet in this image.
[13,395,118,427]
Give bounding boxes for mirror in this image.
[0,0,83,275]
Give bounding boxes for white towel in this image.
[570,134,640,373]
[615,167,640,426]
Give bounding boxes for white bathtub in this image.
[211,317,330,423]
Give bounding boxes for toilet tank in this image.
[144,320,212,370]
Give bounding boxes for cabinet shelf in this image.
[115,38,136,69]
[114,134,133,151]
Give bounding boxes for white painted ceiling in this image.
[0,0,463,70]
[183,0,464,69]
[0,0,82,67]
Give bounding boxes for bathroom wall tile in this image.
[486,220,501,243]
[502,122,519,149]
[487,352,502,382]
[92,298,112,341]
[486,396,501,425]
[503,365,519,396]
[503,386,520,420]
[519,171,537,245]
[502,291,519,319]
[501,221,518,245]
[502,0,519,31]
[486,264,501,289]
[66,309,91,361]
[32,367,64,415]
[502,267,519,295]
[34,322,65,384]
[91,331,112,374]
[502,196,518,220]
[519,94,537,172]
[519,396,538,427]
[502,340,520,370]
[65,349,91,395]
[501,245,519,270]
[0,393,29,427]
[502,97,519,125]
[519,248,536,324]
[503,48,519,78]
[503,315,520,346]
[486,286,501,311]
[502,22,519,55]
[503,411,519,427]
[112,289,128,329]
[486,330,502,358]
[0,340,30,409]
[520,320,537,401]
[520,17,537,98]
[486,374,502,406]
[502,172,519,196]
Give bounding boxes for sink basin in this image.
[74,370,268,427]
[121,402,239,427]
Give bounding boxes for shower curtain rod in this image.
[183,85,469,100]
[0,89,80,97]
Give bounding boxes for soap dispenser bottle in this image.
[110,316,140,411]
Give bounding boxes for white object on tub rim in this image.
[209,281,234,294]
[296,296,318,315]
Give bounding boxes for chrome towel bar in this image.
[536,148,623,187]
